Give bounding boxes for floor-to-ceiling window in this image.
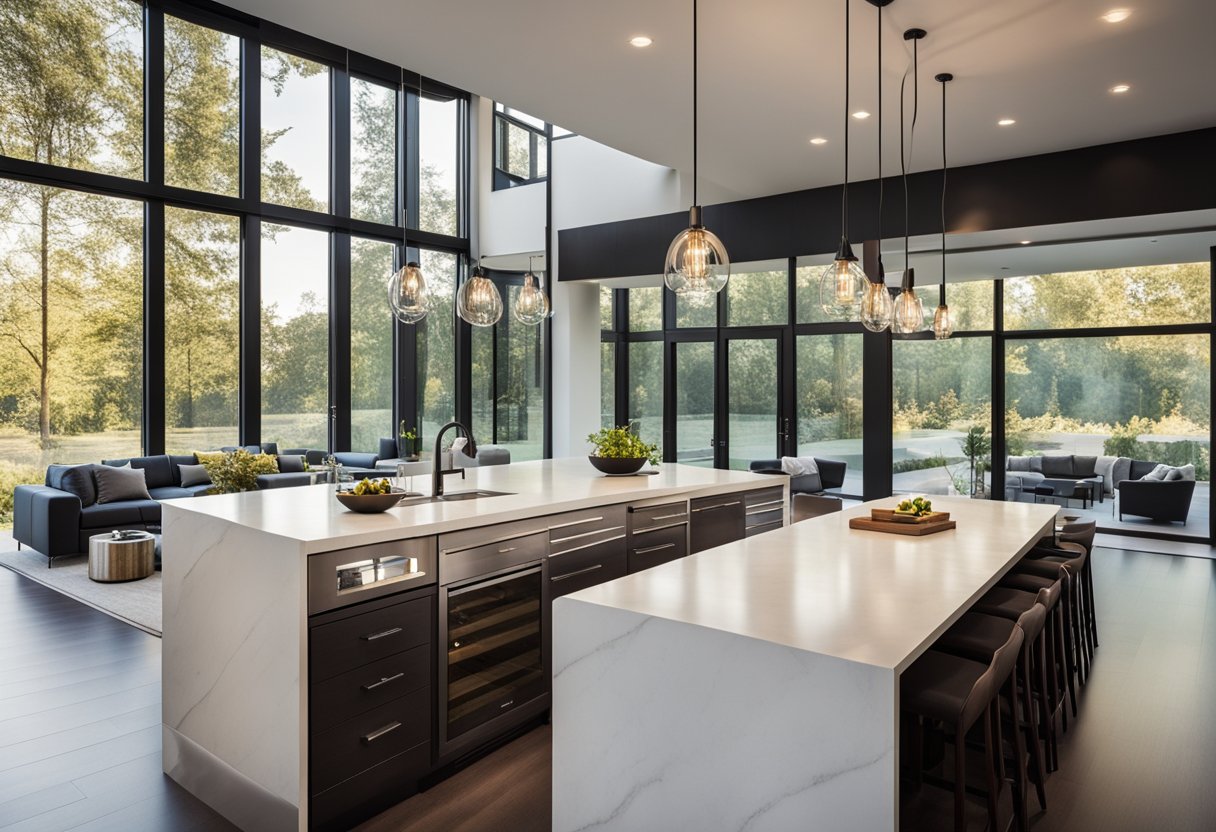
[416,249,459,454]
[350,237,396,450]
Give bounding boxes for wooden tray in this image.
[870,509,951,524]
[849,516,958,536]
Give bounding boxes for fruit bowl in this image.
[335,489,407,513]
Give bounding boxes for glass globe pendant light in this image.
[457,259,503,327]
[663,0,730,297]
[932,72,954,340]
[819,0,867,318]
[514,256,550,326]
[861,0,894,332]
[892,26,926,335]
[387,259,430,324]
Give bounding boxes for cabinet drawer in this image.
[745,486,786,511]
[746,518,784,538]
[440,529,548,586]
[308,537,437,615]
[745,504,784,529]
[310,686,430,795]
[309,740,429,832]
[689,492,746,554]
[310,595,431,682]
[550,537,627,598]
[310,644,429,733]
[628,523,688,574]
[549,505,626,555]
[628,500,689,535]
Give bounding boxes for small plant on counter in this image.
[586,424,660,467]
[398,421,420,457]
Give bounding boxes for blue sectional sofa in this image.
[12,445,384,563]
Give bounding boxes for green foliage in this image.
[0,460,43,527]
[959,426,992,496]
[206,449,260,494]
[586,424,660,467]
[893,454,962,474]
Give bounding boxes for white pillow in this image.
[1177,464,1196,481]
[1165,467,1184,481]
[179,463,212,487]
[1141,464,1171,481]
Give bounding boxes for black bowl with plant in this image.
[586,425,660,475]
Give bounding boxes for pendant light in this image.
[663,0,730,297]
[860,0,894,332]
[819,0,867,318]
[932,72,954,340]
[514,256,550,325]
[457,258,503,327]
[892,27,925,335]
[387,66,430,324]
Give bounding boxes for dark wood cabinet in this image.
[744,486,786,538]
[626,499,690,573]
[548,505,628,597]
[689,492,747,553]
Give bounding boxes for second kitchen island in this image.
[159,458,785,832]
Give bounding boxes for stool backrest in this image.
[1035,580,1063,612]
[1059,520,1096,553]
[1015,601,1047,642]
[962,625,1025,727]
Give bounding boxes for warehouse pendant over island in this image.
[860,0,895,332]
[514,256,551,325]
[457,259,504,327]
[933,72,954,340]
[819,0,868,319]
[663,0,730,297]
[892,27,926,335]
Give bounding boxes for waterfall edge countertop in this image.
[160,457,778,554]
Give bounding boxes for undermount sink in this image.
[436,489,515,501]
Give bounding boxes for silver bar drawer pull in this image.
[551,563,604,582]
[362,721,402,744]
[362,672,405,691]
[648,512,687,522]
[498,546,517,554]
[549,515,605,530]
[635,542,676,555]
[361,626,403,642]
[691,501,741,512]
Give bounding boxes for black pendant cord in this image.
[900,31,921,290]
[939,75,948,307]
[876,2,882,275]
[692,0,698,210]
[841,0,850,244]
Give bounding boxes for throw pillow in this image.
[94,464,152,504]
[1072,455,1097,477]
[1178,464,1196,481]
[277,454,306,473]
[250,453,279,475]
[1028,456,1043,473]
[1141,463,1171,481]
[1007,456,1030,472]
[1165,467,1184,481]
[178,463,212,487]
[1095,456,1117,487]
[1041,455,1073,477]
[56,464,98,507]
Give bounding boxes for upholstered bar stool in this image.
[901,627,1026,832]
[936,602,1051,815]
[1017,534,1093,691]
[1057,521,1098,654]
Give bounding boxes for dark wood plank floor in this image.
[0,567,236,832]
[3,547,1214,831]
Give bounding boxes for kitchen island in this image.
[552,495,1056,832]
[159,458,784,832]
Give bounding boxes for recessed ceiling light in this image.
[809,137,828,145]
[998,118,1016,127]
[852,110,871,120]
[1101,8,1132,23]
[1110,83,1131,94]
[1019,240,1031,245]
[629,35,653,47]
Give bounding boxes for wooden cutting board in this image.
[849,516,958,536]
[869,509,951,524]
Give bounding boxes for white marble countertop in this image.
[161,458,777,554]
[563,495,1056,673]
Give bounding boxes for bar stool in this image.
[935,602,1050,816]
[1058,521,1098,654]
[1018,538,1092,692]
[901,626,1026,832]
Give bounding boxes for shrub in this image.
[207,449,261,494]
[0,461,45,528]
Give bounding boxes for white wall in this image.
[475,97,547,258]
[551,136,680,231]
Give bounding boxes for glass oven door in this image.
[443,565,546,745]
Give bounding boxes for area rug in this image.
[0,548,162,636]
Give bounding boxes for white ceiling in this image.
[227,0,1216,201]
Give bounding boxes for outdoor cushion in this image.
[1028,457,1043,473]
[1165,467,1184,481]
[1095,456,1117,489]
[178,463,211,487]
[94,465,152,504]
[277,454,306,473]
[1141,464,1171,481]
[101,455,173,489]
[1041,455,1073,477]
[79,502,143,529]
[47,464,98,507]
[1177,464,1196,481]
[1110,457,1132,489]
[1072,455,1097,477]
[260,443,279,455]
[1129,459,1160,479]
[1007,456,1030,472]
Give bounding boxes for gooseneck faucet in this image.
[432,421,478,497]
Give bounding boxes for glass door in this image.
[725,336,782,470]
[674,340,715,467]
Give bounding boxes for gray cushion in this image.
[1165,467,1185,481]
[333,452,378,469]
[1177,463,1196,481]
[167,454,197,485]
[1072,455,1097,477]
[1040,455,1073,477]
[277,454,306,473]
[1129,459,1160,479]
[178,463,211,487]
[47,464,98,507]
[101,456,173,489]
[94,465,153,504]
[1007,456,1030,472]
[1141,463,1171,481]
[79,502,143,529]
[1095,456,1117,491]
[256,472,313,489]
[1028,456,1043,473]
[260,442,279,455]
[1110,458,1132,489]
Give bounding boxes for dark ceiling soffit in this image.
[557,127,1216,281]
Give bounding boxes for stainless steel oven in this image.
[437,526,550,762]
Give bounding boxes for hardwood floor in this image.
[3,546,1214,831]
[0,567,235,832]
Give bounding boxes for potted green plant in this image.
[586,424,660,475]
[207,449,261,494]
[398,421,420,461]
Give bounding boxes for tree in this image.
[959,426,991,496]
